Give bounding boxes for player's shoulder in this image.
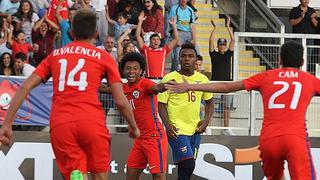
[161,71,179,82]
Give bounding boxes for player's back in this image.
[34,41,121,128]
[243,68,320,141]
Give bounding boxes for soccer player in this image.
[166,41,319,180]
[121,52,168,180]
[0,10,140,180]
[158,43,214,180]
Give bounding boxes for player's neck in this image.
[178,69,194,77]
[75,38,96,45]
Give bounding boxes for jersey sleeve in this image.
[164,45,172,54]
[104,55,121,85]
[242,72,265,91]
[142,79,156,94]
[140,44,148,53]
[33,57,51,82]
[157,75,170,103]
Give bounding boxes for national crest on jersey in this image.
[132,90,140,98]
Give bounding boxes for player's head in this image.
[194,55,203,72]
[120,52,146,84]
[149,33,161,49]
[280,41,304,68]
[179,43,197,72]
[14,52,27,70]
[71,9,97,40]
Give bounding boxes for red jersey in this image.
[34,41,121,129]
[141,45,171,78]
[47,0,69,26]
[243,68,320,142]
[12,40,33,63]
[123,78,165,138]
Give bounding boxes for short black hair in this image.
[14,52,27,62]
[197,55,203,61]
[280,41,303,68]
[179,43,197,57]
[117,12,129,19]
[14,30,24,38]
[149,33,161,41]
[72,10,97,40]
[120,52,146,75]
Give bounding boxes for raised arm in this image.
[167,17,179,50]
[45,14,59,30]
[33,16,46,31]
[209,19,216,52]
[226,17,234,51]
[55,4,64,24]
[0,74,42,146]
[110,82,140,138]
[117,28,132,59]
[136,12,146,49]
[7,24,14,45]
[105,5,115,25]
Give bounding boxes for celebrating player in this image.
[0,9,140,180]
[166,41,318,180]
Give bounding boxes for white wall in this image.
[268,0,320,9]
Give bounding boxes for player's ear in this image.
[278,58,283,67]
[300,58,304,67]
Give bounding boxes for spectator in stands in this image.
[28,0,49,15]
[209,18,235,136]
[106,6,136,41]
[47,0,69,27]
[73,0,95,11]
[0,52,15,75]
[0,0,20,17]
[118,0,142,25]
[136,13,178,79]
[169,0,197,71]
[194,55,204,73]
[164,0,179,38]
[91,0,108,45]
[97,35,118,61]
[289,0,318,74]
[32,14,59,67]
[117,28,139,63]
[141,0,164,44]
[55,5,76,47]
[0,17,12,56]
[14,52,35,76]
[7,25,38,62]
[13,0,39,44]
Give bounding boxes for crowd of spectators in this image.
[0,0,200,78]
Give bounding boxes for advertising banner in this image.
[0,132,319,180]
[0,76,52,126]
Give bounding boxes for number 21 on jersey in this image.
[268,81,302,110]
[58,59,88,92]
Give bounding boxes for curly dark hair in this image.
[14,0,34,22]
[120,52,146,76]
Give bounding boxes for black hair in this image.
[120,52,146,75]
[280,41,303,68]
[0,18,4,29]
[197,55,203,61]
[72,10,97,40]
[0,52,14,70]
[149,33,161,41]
[14,0,34,22]
[143,0,162,15]
[14,30,25,38]
[179,43,197,57]
[14,52,27,62]
[117,12,129,19]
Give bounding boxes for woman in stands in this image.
[141,0,164,43]
[0,52,15,76]
[13,0,39,44]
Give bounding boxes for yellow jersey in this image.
[158,71,213,135]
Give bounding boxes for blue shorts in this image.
[168,133,201,164]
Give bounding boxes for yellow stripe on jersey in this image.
[158,71,213,135]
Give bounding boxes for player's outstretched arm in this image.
[0,74,42,146]
[110,82,140,138]
[165,76,246,93]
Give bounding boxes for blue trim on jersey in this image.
[306,132,316,180]
[157,138,164,172]
[149,94,163,138]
